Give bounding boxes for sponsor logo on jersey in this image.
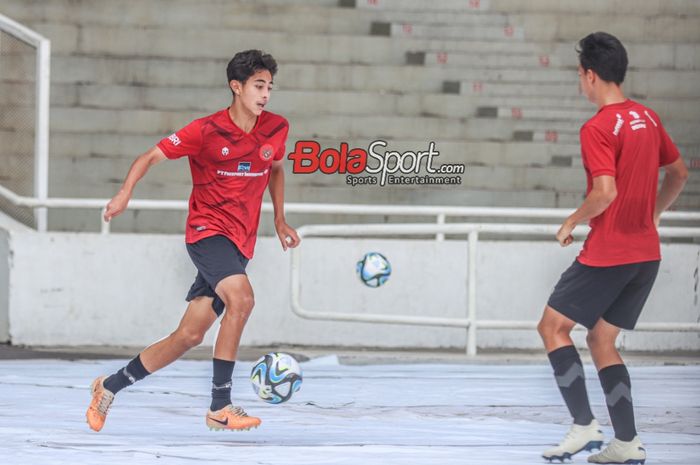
[221,147,229,156]
[168,133,181,146]
[259,144,274,161]
[238,162,251,172]
[628,110,647,131]
[613,113,624,136]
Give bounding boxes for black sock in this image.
[103,354,150,394]
[210,358,235,411]
[599,364,637,441]
[547,345,595,425]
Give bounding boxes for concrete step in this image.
[488,0,700,16]
[445,70,700,98]
[409,51,564,69]
[5,79,697,123]
[24,22,567,61]
[372,21,525,41]
[3,1,365,34]
[3,104,697,144]
[21,56,694,98]
[3,56,583,92]
[375,17,700,43]
[9,130,577,167]
[347,0,700,16]
[2,0,516,32]
[412,43,700,71]
[382,16,700,43]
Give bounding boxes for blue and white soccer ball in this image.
[356,252,392,288]
[250,352,303,404]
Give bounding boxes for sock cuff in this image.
[547,345,580,369]
[213,358,236,368]
[126,354,150,381]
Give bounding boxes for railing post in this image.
[100,208,110,234]
[467,230,478,356]
[436,213,445,241]
[33,36,50,232]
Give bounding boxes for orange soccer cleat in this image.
[205,404,261,431]
[86,376,115,432]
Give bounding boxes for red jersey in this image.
[157,109,289,259]
[577,99,680,266]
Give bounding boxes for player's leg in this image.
[185,235,261,431]
[538,306,602,462]
[86,296,218,431]
[139,296,218,371]
[204,273,261,430]
[587,261,659,465]
[538,261,616,462]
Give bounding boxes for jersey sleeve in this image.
[656,116,681,167]
[273,121,289,161]
[580,125,617,178]
[157,119,203,160]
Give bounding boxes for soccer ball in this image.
[356,252,392,288]
[250,352,303,404]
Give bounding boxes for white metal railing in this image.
[290,223,700,356]
[0,14,51,231]
[1,184,699,354]
[0,185,698,236]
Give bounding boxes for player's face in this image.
[236,69,273,116]
[578,66,595,103]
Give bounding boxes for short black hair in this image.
[577,32,628,84]
[226,50,278,91]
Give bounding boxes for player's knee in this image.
[222,292,255,322]
[537,317,569,342]
[537,317,554,340]
[586,330,612,349]
[176,327,205,348]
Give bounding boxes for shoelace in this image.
[227,405,249,417]
[96,391,114,415]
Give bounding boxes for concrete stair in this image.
[0,0,697,233]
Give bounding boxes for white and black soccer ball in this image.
[356,252,392,288]
[250,352,303,404]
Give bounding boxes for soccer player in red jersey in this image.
[86,50,300,432]
[537,33,688,464]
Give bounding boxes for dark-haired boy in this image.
[537,32,687,464]
[86,50,300,432]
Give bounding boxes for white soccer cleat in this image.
[543,419,604,462]
[587,436,646,464]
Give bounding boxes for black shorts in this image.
[185,235,249,316]
[547,259,660,330]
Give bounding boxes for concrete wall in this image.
[3,229,698,351]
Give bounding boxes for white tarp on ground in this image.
[0,358,698,464]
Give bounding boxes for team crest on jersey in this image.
[221,146,229,156]
[259,144,274,161]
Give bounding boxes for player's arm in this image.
[104,146,167,222]
[269,159,300,251]
[654,157,688,226]
[556,175,617,247]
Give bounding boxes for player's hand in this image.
[275,219,301,251]
[103,190,131,222]
[556,219,575,247]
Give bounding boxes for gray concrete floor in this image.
[1,343,698,366]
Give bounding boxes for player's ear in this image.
[229,80,241,96]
